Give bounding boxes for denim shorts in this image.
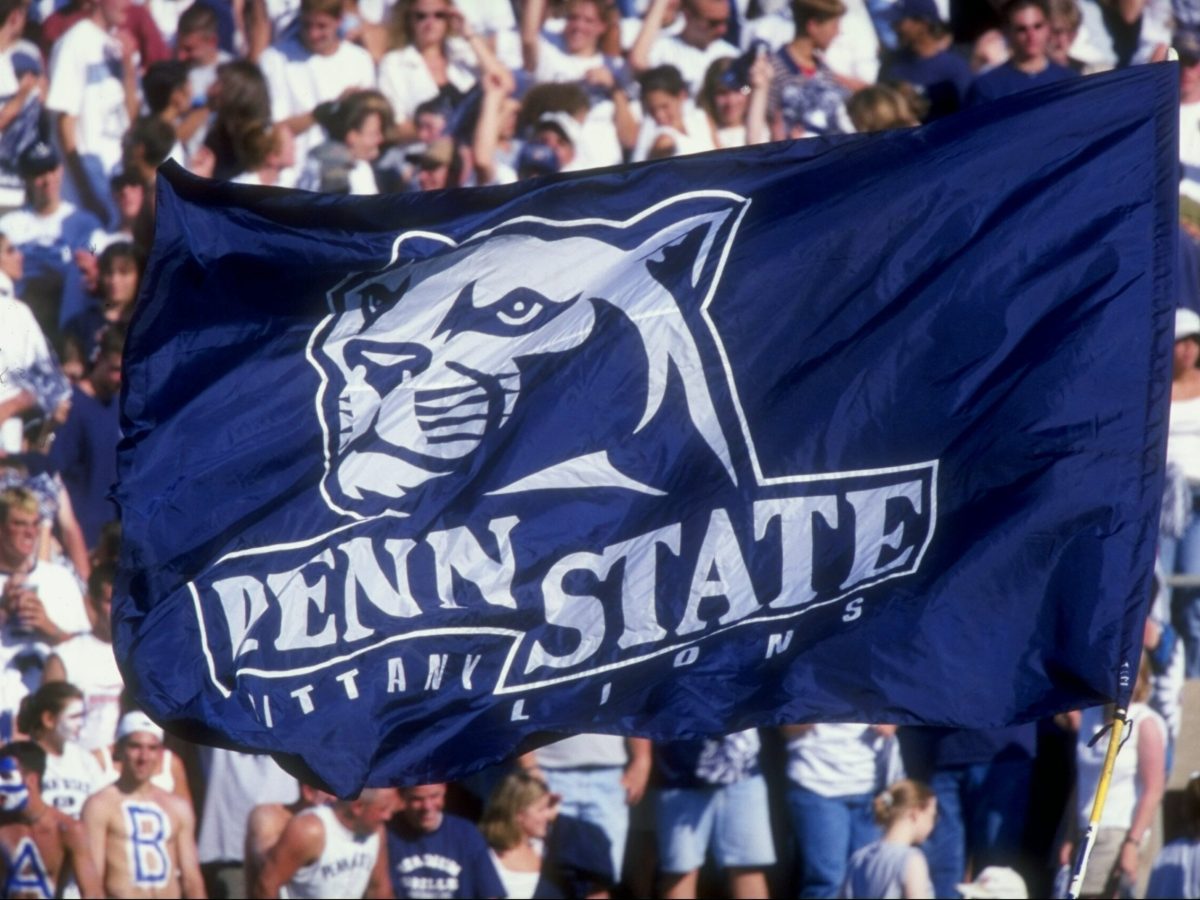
[656,774,777,873]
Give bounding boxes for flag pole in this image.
[1066,706,1128,899]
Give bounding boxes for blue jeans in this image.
[542,766,628,883]
[1160,514,1200,678]
[924,759,1032,899]
[784,785,879,899]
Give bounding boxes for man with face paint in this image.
[80,713,206,899]
[0,741,102,898]
[16,683,101,821]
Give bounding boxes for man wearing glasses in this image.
[629,0,738,97]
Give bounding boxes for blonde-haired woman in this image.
[841,779,936,899]
[378,0,513,143]
[479,770,559,899]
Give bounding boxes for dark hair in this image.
[177,1,219,37]
[16,684,83,737]
[143,61,191,115]
[516,83,590,135]
[0,742,47,783]
[317,91,394,143]
[791,0,847,26]
[98,241,141,275]
[97,322,128,359]
[88,561,117,599]
[1002,0,1049,24]
[125,116,177,168]
[1185,773,1200,838]
[637,65,688,98]
[0,0,24,25]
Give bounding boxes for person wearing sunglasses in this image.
[629,0,739,98]
[379,0,513,145]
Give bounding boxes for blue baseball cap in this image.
[517,141,560,178]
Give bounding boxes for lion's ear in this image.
[633,203,743,290]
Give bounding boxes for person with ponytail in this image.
[840,779,936,899]
[15,681,99,820]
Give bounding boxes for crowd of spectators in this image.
[2,0,1200,896]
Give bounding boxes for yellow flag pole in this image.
[1067,706,1129,899]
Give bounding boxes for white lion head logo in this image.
[309,194,749,518]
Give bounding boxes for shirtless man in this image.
[0,741,101,898]
[80,713,205,899]
[243,783,334,891]
[252,788,396,899]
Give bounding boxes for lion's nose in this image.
[344,339,432,396]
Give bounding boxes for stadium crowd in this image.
[2,0,1200,896]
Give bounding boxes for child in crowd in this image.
[840,779,936,899]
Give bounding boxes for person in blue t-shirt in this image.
[387,783,505,899]
[966,0,1077,108]
[878,0,972,121]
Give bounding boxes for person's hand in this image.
[584,65,615,92]
[869,724,898,738]
[749,53,772,92]
[16,71,37,98]
[1118,838,1139,883]
[51,398,71,426]
[1058,839,1075,868]
[621,754,651,805]
[16,590,54,638]
[482,69,508,94]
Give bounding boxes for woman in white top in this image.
[378,0,513,142]
[479,770,559,900]
[17,682,100,819]
[1058,655,1167,898]
[1164,307,1200,678]
[697,51,771,150]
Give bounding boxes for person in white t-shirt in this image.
[1177,29,1200,204]
[298,90,389,194]
[378,0,513,142]
[257,0,376,177]
[15,681,101,819]
[44,0,139,228]
[629,0,738,96]
[0,487,91,695]
[42,562,123,756]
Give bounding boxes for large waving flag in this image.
[117,65,1176,795]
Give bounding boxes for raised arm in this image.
[628,0,671,74]
[520,0,548,74]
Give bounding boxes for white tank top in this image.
[42,742,100,820]
[54,634,124,752]
[1076,702,1168,831]
[488,848,541,900]
[282,805,379,900]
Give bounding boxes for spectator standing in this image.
[81,712,206,899]
[15,682,101,820]
[1165,306,1200,678]
[697,51,771,148]
[44,0,141,228]
[878,0,972,120]
[386,782,505,898]
[653,729,774,900]
[0,740,102,898]
[201,59,273,181]
[840,779,936,899]
[1180,31,1200,215]
[782,723,897,898]
[526,734,652,886]
[252,789,395,898]
[1059,659,1167,899]
[48,324,123,551]
[0,487,90,695]
[767,0,856,138]
[244,783,333,894]
[257,0,376,178]
[0,142,102,337]
[42,562,123,757]
[965,0,1076,107]
[0,0,44,214]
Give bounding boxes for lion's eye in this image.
[361,285,390,325]
[495,296,544,327]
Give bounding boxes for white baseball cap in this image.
[116,711,164,742]
[956,867,1028,899]
[1176,307,1200,341]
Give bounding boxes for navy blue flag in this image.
[117,65,1176,795]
